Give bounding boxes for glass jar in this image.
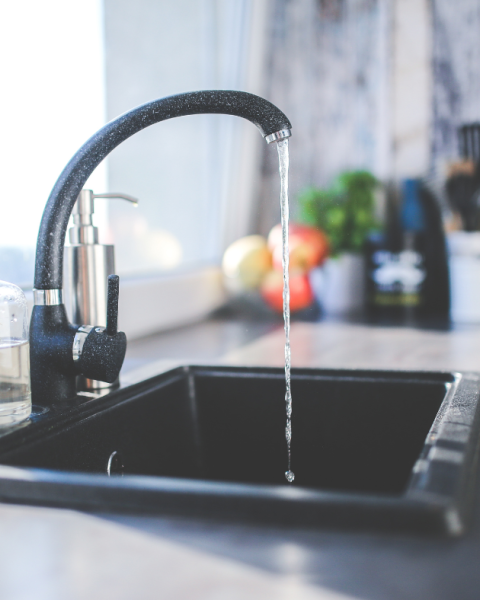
[0,280,32,425]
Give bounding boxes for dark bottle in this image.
[365,179,449,325]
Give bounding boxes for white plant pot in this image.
[309,253,365,316]
[448,232,480,323]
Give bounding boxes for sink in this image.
[0,365,479,535]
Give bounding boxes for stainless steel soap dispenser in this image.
[64,189,137,389]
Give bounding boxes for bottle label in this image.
[371,250,426,306]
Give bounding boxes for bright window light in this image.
[0,0,106,287]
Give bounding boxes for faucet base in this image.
[30,305,78,405]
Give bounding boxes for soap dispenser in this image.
[64,189,137,389]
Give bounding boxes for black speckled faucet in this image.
[30,90,292,405]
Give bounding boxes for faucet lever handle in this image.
[106,274,120,336]
[73,275,126,383]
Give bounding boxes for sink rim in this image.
[0,365,478,536]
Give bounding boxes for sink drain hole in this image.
[106,451,124,476]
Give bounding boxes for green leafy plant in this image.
[297,170,378,256]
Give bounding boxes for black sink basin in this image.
[0,366,479,535]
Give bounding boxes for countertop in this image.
[2,319,480,599]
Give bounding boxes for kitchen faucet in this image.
[30,90,292,405]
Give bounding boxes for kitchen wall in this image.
[431,0,480,176]
[257,0,390,234]
[256,0,480,234]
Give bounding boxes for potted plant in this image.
[297,171,378,315]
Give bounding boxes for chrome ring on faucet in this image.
[265,129,292,144]
[72,325,94,362]
[33,289,63,306]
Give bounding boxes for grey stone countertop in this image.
[2,320,480,600]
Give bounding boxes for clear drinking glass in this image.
[0,280,32,425]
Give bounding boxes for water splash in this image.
[277,139,295,484]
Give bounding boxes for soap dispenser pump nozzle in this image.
[69,189,138,245]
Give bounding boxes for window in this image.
[0,0,107,288]
[0,0,270,337]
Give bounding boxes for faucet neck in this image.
[34,90,291,290]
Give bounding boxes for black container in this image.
[366,180,449,324]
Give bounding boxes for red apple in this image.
[268,223,329,272]
[260,269,314,313]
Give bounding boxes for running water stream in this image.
[276,139,295,484]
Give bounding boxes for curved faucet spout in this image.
[34,90,292,291]
[30,90,292,405]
